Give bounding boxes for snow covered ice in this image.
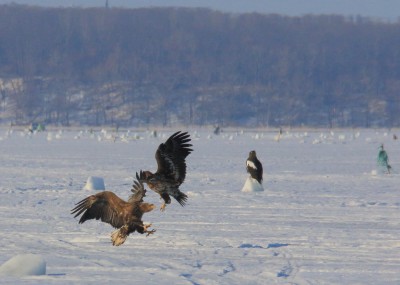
[0,127,399,284]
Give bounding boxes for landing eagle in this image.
[140,131,193,211]
[71,172,155,246]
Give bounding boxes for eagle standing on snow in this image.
[140,131,193,211]
[242,150,264,192]
[246,150,263,184]
[71,172,156,246]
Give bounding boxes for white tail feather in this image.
[111,228,127,246]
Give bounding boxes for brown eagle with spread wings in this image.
[71,172,156,246]
[140,131,193,211]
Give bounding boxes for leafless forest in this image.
[0,5,399,127]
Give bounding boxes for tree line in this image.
[0,4,399,127]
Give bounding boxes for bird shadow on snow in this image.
[238,242,289,249]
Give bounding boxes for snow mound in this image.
[241,176,264,192]
[0,254,46,277]
[83,176,105,191]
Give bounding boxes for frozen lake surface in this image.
[0,127,399,284]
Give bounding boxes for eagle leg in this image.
[111,225,129,246]
[160,193,171,211]
[160,202,166,211]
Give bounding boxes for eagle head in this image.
[249,150,257,159]
[142,171,154,180]
[140,202,156,213]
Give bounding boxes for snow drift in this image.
[241,176,264,192]
[0,254,46,277]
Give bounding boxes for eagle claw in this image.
[146,229,156,236]
[143,223,155,236]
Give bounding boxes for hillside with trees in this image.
[0,4,399,127]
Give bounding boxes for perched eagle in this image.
[71,172,156,246]
[378,144,392,174]
[140,131,193,211]
[246,150,263,184]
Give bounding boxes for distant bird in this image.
[71,172,156,246]
[377,144,392,174]
[242,150,264,192]
[140,131,193,211]
[246,150,263,184]
[214,125,221,135]
[274,128,283,142]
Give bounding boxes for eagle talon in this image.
[143,223,155,236]
[145,229,156,236]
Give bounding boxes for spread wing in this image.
[128,172,147,203]
[71,191,127,229]
[155,131,193,184]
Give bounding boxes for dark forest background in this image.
[0,4,400,127]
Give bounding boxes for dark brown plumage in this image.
[71,172,155,246]
[246,150,263,184]
[140,131,193,211]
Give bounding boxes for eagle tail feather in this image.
[174,191,188,207]
[111,226,128,246]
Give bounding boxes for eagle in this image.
[246,150,263,184]
[71,172,156,246]
[140,131,193,211]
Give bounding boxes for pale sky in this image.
[0,0,399,21]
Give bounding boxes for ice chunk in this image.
[83,176,105,191]
[0,254,46,277]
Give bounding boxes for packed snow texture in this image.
[0,254,46,277]
[0,128,399,284]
